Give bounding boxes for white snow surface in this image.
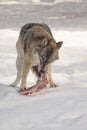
[0,29,87,130]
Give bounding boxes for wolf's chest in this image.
[31,52,40,66]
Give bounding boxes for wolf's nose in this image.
[40,70,45,73]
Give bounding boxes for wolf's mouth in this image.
[40,69,45,73]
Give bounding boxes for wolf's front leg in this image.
[20,60,31,90]
[47,64,58,87]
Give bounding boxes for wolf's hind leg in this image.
[10,54,23,87]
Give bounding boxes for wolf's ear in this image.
[57,41,63,49]
[41,38,48,47]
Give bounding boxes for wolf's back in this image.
[19,23,53,52]
[20,23,52,38]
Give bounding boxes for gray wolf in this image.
[10,23,63,90]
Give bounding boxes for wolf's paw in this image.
[19,87,27,91]
[50,83,59,88]
[9,83,16,87]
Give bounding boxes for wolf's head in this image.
[37,38,63,73]
[46,40,63,65]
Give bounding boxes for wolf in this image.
[10,23,63,90]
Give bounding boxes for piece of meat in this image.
[19,70,49,95]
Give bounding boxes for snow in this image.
[0,0,87,129]
[0,29,87,130]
